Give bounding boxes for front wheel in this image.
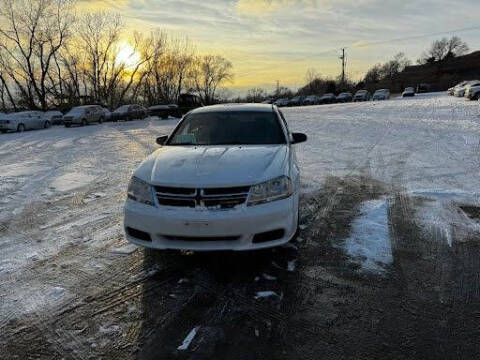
[81,119,87,126]
[44,121,51,129]
[65,124,71,128]
[98,117,104,124]
[17,124,25,132]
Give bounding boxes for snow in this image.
[254,291,280,299]
[177,327,200,350]
[287,260,296,272]
[343,199,392,273]
[1,94,480,317]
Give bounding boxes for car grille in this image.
[154,186,251,210]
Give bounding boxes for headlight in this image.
[127,177,154,206]
[247,176,292,206]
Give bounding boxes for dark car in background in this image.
[111,104,148,121]
[288,96,305,107]
[149,104,182,119]
[402,87,415,97]
[44,110,64,125]
[177,93,203,115]
[336,92,353,103]
[302,95,319,105]
[319,93,336,104]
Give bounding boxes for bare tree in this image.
[192,55,233,105]
[246,87,266,102]
[418,36,469,64]
[0,0,74,110]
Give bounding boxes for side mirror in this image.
[156,135,168,145]
[291,132,307,144]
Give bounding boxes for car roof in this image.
[191,104,275,114]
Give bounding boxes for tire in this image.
[0,130,7,134]
[65,124,71,128]
[98,117,104,124]
[81,119,87,126]
[44,121,51,129]
[17,124,25,132]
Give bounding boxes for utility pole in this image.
[339,48,346,87]
[276,80,280,96]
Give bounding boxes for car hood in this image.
[134,145,290,188]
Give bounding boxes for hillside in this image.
[380,51,480,93]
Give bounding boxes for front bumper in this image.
[0,122,15,131]
[124,196,297,251]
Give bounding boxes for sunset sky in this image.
[78,0,480,93]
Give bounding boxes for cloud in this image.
[235,0,323,15]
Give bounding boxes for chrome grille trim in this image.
[154,186,250,209]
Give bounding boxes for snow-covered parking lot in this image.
[1,93,480,359]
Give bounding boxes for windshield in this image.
[114,105,130,112]
[168,111,286,146]
[67,108,84,116]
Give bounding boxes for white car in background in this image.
[464,81,480,100]
[454,80,478,97]
[372,89,390,101]
[124,104,307,251]
[447,81,469,96]
[0,111,50,133]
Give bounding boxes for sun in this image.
[116,42,141,70]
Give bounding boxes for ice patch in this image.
[99,325,121,336]
[177,326,200,351]
[343,199,392,273]
[287,260,296,272]
[48,287,66,299]
[254,291,280,299]
[110,244,138,255]
[51,172,96,192]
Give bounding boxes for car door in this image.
[30,112,43,129]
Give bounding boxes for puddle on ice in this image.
[343,198,392,274]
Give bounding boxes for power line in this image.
[234,24,480,79]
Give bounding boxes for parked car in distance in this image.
[353,90,370,102]
[464,81,480,100]
[63,105,105,127]
[261,98,274,104]
[111,104,148,122]
[416,83,430,93]
[0,111,50,133]
[149,105,171,119]
[336,92,353,103]
[273,98,290,107]
[44,110,64,125]
[372,89,390,101]
[101,108,112,121]
[302,95,320,105]
[447,81,469,96]
[454,80,478,97]
[402,87,415,97]
[124,103,307,251]
[288,96,305,107]
[319,93,336,104]
[178,93,203,115]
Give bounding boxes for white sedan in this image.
[0,111,51,133]
[124,104,307,251]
